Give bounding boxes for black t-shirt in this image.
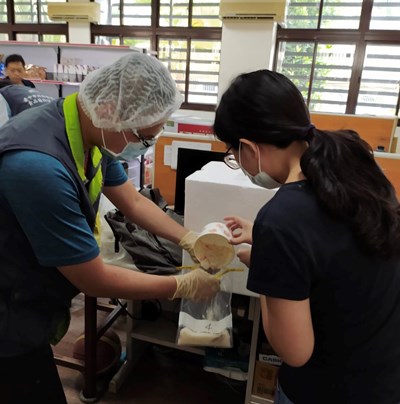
[247,180,400,404]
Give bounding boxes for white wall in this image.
[68,21,91,44]
[217,20,277,102]
[67,0,91,44]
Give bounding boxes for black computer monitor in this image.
[174,148,226,216]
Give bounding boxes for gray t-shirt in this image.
[0,84,53,126]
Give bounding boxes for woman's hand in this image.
[224,216,254,245]
[237,247,252,267]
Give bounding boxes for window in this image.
[16,33,67,42]
[14,0,38,23]
[357,45,400,116]
[277,42,356,114]
[370,0,400,30]
[276,0,400,118]
[0,0,7,23]
[0,0,67,40]
[95,35,152,50]
[92,0,222,110]
[14,0,66,23]
[158,38,220,105]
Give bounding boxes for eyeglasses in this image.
[132,127,164,148]
[223,147,240,170]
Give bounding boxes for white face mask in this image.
[101,129,150,161]
[239,142,281,189]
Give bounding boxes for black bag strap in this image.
[139,186,168,211]
[104,187,176,255]
[104,210,122,253]
[149,188,168,211]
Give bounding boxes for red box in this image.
[177,122,214,135]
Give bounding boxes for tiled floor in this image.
[54,294,246,404]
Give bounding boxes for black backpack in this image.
[104,187,183,275]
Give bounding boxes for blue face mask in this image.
[239,142,281,190]
[101,129,150,161]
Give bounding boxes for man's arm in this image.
[59,255,177,299]
[0,152,217,301]
[103,180,188,244]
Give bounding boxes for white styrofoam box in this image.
[183,161,278,297]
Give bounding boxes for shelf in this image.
[0,41,59,48]
[131,316,205,356]
[0,42,146,97]
[250,394,274,404]
[30,79,81,86]
[59,43,132,50]
[0,40,131,50]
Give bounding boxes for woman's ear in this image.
[239,138,259,158]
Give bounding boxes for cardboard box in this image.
[183,162,277,297]
[252,361,279,400]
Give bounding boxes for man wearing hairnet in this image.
[0,53,219,404]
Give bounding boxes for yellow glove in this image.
[179,230,199,263]
[172,268,220,300]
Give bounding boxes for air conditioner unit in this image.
[219,0,288,24]
[47,2,100,23]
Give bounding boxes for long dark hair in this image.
[214,70,400,258]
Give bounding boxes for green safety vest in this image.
[63,93,103,244]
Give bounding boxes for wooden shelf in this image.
[130,316,205,356]
[0,42,146,101]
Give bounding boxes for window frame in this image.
[0,0,68,40]
[91,0,222,111]
[274,0,400,118]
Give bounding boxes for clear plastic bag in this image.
[176,275,233,348]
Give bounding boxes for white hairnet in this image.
[78,52,183,131]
